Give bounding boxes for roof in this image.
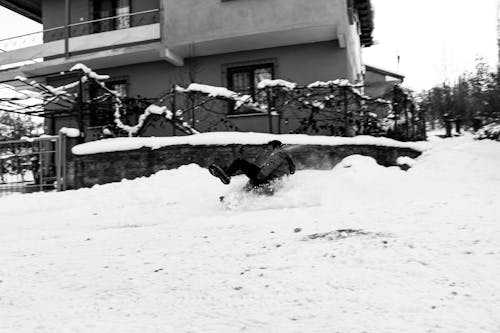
[0,0,41,23]
[365,65,405,81]
[354,0,374,47]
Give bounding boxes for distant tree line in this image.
[417,57,500,131]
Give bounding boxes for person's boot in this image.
[208,164,231,184]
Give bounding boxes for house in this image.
[0,0,374,140]
[364,64,404,99]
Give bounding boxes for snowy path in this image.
[0,134,499,332]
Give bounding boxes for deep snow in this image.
[0,133,499,332]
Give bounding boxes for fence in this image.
[0,135,67,197]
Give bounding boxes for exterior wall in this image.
[193,41,348,87]
[162,0,344,46]
[364,71,402,99]
[88,41,348,97]
[68,143,422,189]
[344,13,363,83]
[47,41,350,136]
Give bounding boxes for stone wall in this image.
[67,144,422,189]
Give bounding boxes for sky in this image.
[363,0,499,90]
[0,6,41,45]
[0,1,498,91]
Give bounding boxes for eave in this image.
[354,0,374,47]
[365,65,405,81]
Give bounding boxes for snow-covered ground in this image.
[0,133,499,332]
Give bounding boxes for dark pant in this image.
[226,159,265,186]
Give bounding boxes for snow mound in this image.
[339,154,380,169]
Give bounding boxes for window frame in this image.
[223,59,278,116]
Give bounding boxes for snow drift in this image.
[0,133,499,332]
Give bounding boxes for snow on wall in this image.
[59,127,81,138]
[72,132,429,156]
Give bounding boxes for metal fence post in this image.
[171,85,177,136]
[266,87,273,134]
[38,139,43,192]
[56,134,62,191]
[77,71,85,143]
[65,0,70,58]
[61,134,67,191]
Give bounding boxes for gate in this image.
[0,135,66,197]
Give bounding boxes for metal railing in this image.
[0,9,160,70]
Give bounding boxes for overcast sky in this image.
[0,7,40,40]
[0,1,498,91]
[363,0,498,90]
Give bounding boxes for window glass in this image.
[253,67,273,107]
[231,72,251,95]
[116,0,131,29]
[227,63,274,114]
[92,0,130,33]
[254,67,272,84]
[110,82,127,98]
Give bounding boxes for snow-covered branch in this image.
[257,79,297,90]
[177,83,253,109]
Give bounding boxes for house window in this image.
[89,80,128,127]
[92,0,130,33]
[110,81,128,99]
[227,63,274,113]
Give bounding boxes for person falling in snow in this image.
[209,140,295,192]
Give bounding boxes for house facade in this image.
[364,64,404,99]
[0,0,374,140]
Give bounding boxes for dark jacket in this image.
[257,149,295,182]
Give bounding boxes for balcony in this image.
[162,0,347,59]
[0,9,162,79]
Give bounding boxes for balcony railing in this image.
[0,9,160,70]
[44,9,160,43]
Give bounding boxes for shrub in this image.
[475,122,500,141]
